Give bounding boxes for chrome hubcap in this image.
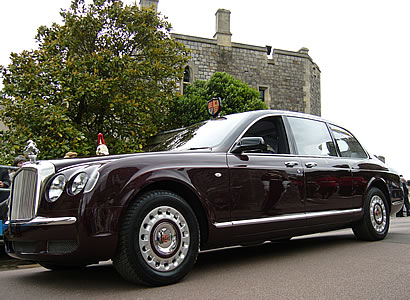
[139,206,190,272]
[370,195,387,233]
[152,222,179,257]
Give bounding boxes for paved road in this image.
[0,218,409,300]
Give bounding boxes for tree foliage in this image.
[169,72,267,128]
[0,0,189,164]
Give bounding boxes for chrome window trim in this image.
[214,208,362,228]
[229,152,297,158]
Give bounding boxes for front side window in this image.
[287,117,337,156]
[242,116,290,154]
[329,125,367,159]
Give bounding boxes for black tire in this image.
[113,190,200,286]
[352,187,390,241]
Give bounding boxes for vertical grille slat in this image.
[10,168,38,221]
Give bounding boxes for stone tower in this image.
[214,9,232,47]
[139,0,158,12]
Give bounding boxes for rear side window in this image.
[287,117,337,156]
[329,125,367,159]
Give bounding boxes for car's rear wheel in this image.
[352,187,390,241]
[113,190,200,286]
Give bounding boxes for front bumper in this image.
[4,215,116,264]
[4,216,80,261]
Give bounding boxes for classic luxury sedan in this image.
[3,110,403,286]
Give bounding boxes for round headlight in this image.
[48,174,66,202]
[70,172,89,195]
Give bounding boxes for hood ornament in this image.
[24,140,40,163]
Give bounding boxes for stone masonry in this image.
[167,7,321,116]
[139,1,321,116]
[173,31,321,116]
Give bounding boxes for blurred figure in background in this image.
[0,155,26,221]
[13,155,26,168]
[0,165,11,222]
[9,155,27,180]
[96,133,109,156]
[64,152,78,159]
[0,166,10,202]
[396,176,410,217]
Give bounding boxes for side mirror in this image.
[232,137,267,154]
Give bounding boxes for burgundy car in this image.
[3,110,403,286]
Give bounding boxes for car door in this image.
[286,116,354,226]
[227,116,306,237]
[328,124,370,209]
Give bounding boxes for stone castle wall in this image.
[173,33,321,116]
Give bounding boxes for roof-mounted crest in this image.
[207,97,222,117]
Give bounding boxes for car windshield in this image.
[148,114,244,151]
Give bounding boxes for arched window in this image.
[183,66,192,94]
[184,66,191,83]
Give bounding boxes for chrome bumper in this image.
[5,216,77,227]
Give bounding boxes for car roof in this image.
[227,109,334,125]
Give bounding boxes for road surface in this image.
[0,217,409,299]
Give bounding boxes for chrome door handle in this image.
[305,162,318,168]
[285,161,299,167]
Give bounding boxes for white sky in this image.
[1,0,410,178]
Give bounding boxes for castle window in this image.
[259,87,267,102]
[184,66,191,82]
[183,66,192,94]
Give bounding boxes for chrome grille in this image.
[9,162,55,221]
[10,168,38,220]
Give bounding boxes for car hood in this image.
[40,150,213,172]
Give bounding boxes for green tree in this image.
[0,0,189,164]
[169,72,267,128]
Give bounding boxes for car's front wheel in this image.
[114,190,200,286]
[352,187,390,241]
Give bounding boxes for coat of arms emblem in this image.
[207,97,221,117]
